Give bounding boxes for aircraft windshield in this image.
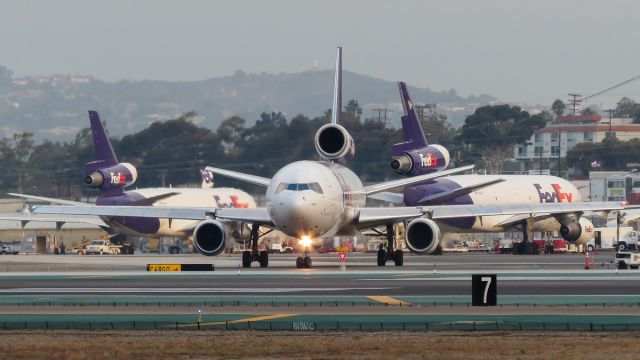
[276,182,323,194]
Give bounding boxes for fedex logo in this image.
[110,172,126,185]
[419,153,435,167]
[214,195,249,208]
[534,183,573,203]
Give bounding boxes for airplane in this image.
[372,81,615,257]
[5,111,256,254]
[33,47,635,269]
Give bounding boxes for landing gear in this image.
[512,220,539,255]
[296,255,312,269]
[375,224,404,266]
[241,224,274,268]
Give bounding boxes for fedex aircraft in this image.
[7,111,256,249]
[34,48,633,268]
[372,82,598,257]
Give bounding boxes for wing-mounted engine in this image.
[193,220,227,256]
[314,123,355,161]
[559,217,594,245]
[391,144,450,176]
[404,217,441,254]
[84,162,138,190]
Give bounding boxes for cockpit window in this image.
[278,182,323,193]
[276,183,287,194]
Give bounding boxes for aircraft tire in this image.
[259,251,269,268]
[303,256,312,269]
[242,251,252,268]
[377,249,386,266]
[393,250,404,266]
[296,256,304,269]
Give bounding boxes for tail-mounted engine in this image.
[559,217,594,245]
[404,217,441,254]
[193,220,227,256]
[314,124,355,161]
[84,162,138,190]
[391,144,450,176]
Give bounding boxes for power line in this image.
[582,74,640,102]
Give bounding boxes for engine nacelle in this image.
[405,217,441,254]
[314,124,355,161]
[391,144,450,176]
[560,217,594,245]
[193,220,227,256]
[84,162,138,190]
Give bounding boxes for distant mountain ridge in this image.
[0,66,496,141]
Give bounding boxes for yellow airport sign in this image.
[147,264,182,272]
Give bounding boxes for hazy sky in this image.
[1,0,639,109]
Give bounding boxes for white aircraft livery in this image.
[34,48,635,268]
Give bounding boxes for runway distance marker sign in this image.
[472,274,497,306]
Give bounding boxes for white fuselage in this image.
[265,160,364,240]
[104,187,256,237]
[430,175,581,233]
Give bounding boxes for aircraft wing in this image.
[34,205,209,220]
[204,166,271,187]
[368,178,505,205]
[359,165,474,196]
[0,213,108,230]
[34,205,275,226]
[8,193,91,206]
[356,201,636,227]
[213,208,274,226]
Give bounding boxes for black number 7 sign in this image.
[472,274,497,306]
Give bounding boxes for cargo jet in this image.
[370,82,606,258]
[34,47,634,267]
[5,111,256,251]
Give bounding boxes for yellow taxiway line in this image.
[178,313,298,328]
[367,296,410,305]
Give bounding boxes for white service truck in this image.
[589,227,639,252]
[615,252,640,269]
[84,240,125,255]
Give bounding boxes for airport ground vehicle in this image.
[0,244,19,255]
[268,243,293,253]
[589,227,638,252]
[615,252,640,269]
[533,239,569,253]
[84,239,134,255]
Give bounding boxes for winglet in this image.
[88,110,118,166]
[398,82,428,147]
[331,46,342,124]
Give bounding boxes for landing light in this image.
[299,236,312,248]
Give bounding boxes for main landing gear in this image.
[512,219,539,255]
[242,224,273,268]
[295,253,313,269]
[375,224,403,267]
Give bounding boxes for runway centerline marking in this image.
[367,296,410,305]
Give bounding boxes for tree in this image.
[581,107,597,116]
[460,105,546,174]
[551,99,566,116]
[615,97,635,117]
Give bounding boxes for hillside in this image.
[0,66,495,141]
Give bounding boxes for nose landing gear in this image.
[376,224,404,267]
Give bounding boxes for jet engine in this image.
[404,218,442,254]
[391,145,451,176]
[193,220,227,256]
[84,162,138,189]
[314,123,355,161]
[559,217,594,245]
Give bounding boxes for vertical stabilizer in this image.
[398,82,428,147]
[88,110,118,166]
[331,46,342,124]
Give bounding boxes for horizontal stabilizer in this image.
[204,166,271,187]
[8,193,91,207]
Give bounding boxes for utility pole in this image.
[372,107,392,127]
[604,108,615,138]
[567,93,582,118]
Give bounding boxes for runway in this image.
[0,252,638,330]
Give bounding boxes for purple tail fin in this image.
[88,110,118,167]
[398,82,428,148]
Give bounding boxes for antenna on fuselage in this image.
[331,46,342,124]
